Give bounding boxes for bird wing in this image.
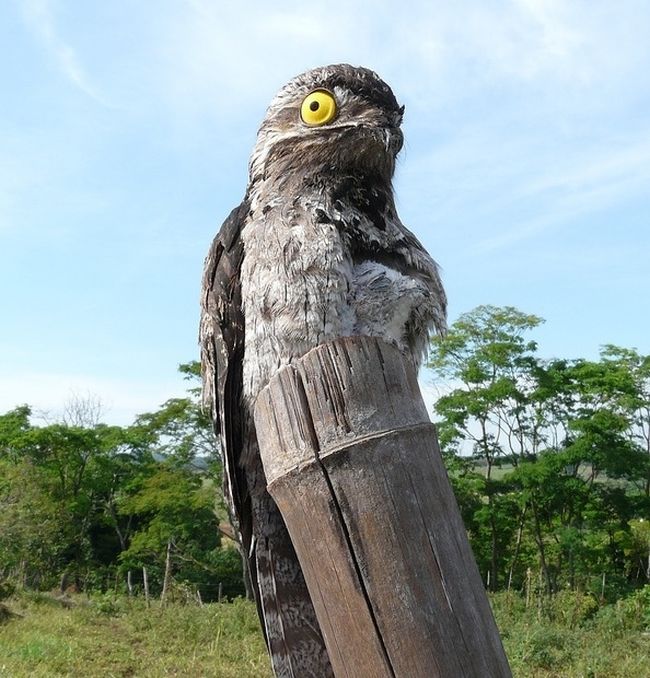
[200,203,334,676]
[199,200,254,580]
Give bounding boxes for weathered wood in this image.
[161,538,172,605]
[143,566,150,608]
[254,336,512,678]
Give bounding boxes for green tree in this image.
[117,465,241,600]
[429,306,649,595]
[130,362,219,471]
[428,305,544,589]
[598,346,650,495]
[0,362,237,596]
[0,457,68,587]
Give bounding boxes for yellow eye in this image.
[300,89,337,126]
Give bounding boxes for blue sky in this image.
[2,0,649,423]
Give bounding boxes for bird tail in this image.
[251,481,333,677]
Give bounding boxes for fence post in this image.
[143,566,150,608]
[254,336,511,678]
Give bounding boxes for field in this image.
[0,593,271,678]
[1,588,649,677]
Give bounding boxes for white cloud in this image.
[475,131,650,251]
[397,102,650,255]
[19,0,105,103]
[148,0,650,149]
[524,134,650,197]
[4,0,650,421]
[154,1,374,117]
[466,0,585,82]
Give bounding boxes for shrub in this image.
[546,589,599,628]
[0,579,15,602]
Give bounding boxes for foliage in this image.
[0,363,243,602]
[429,305,650,595]
[1,305,649,666]
[490,588,650,677]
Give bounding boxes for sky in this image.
[1,0,649,424]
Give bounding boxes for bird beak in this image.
[394,105,405,128]
[385,126,404,155]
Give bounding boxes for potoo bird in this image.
[200,64,447,677]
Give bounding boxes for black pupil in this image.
[309,101,320,111]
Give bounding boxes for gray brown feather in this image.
[201,63,446,677]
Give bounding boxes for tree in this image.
[0,362,240,597]
[597,346,650,495]
[428,305,544,589]
[0,457,69,587]
[0,406,126,588]
[117,465,241,600]
[429,306,650,595]
[130,362,220,471]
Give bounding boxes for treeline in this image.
[428,306,650,598]
[0,364,245,601]
[1,305,648,604]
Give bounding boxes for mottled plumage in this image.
[200,64,446,677]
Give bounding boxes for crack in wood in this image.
[292,370,396,678]
[255,336,512,677]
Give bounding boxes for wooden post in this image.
[143,566,150,608]
[254,336,511,678]
[161,538,173,605]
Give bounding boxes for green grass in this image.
[0,593,271,677]
[1,588,649,677]
[492,589,650,677]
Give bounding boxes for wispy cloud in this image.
[524,135,650,197]
[462,0,586,82]
[476,131,650,251]
[155,0,372,117]
[19,0,105,103]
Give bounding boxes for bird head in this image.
[248,64,405,187]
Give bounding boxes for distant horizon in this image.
[4,303,643,428]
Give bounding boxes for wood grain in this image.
[254,336,512,678]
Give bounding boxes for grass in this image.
[1,588,649,677]
[492,587,650,678]
[0,592,271,677]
